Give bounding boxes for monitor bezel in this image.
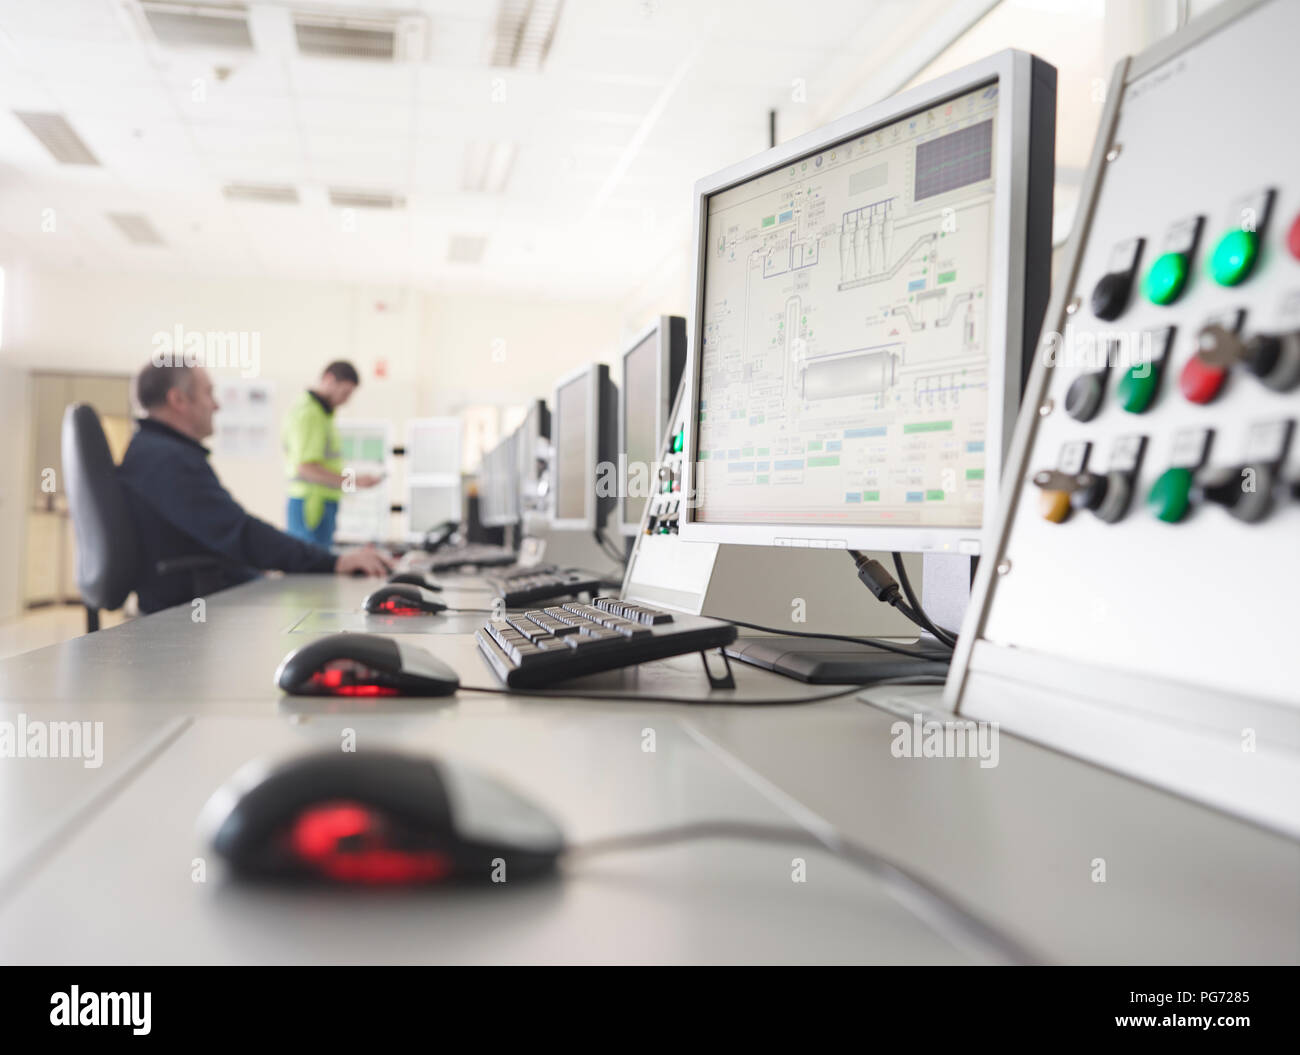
[549,362,603,531]
[617,316,674,537]
[679,49,1036,556]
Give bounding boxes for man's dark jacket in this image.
[118,418,336,613]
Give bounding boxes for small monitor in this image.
[478,431,520,528]
[618,316,687,536]
[408,483,461,535]
[405,418,462,479]
[680,50,1055,556]
[551,362,617,532]
[516,398,551,516]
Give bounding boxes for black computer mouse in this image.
[275,633,460,696]
[200,749,565,885]
[362,583,448,615]
[387,572,443,591]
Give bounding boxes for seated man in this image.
[119,360,392,613]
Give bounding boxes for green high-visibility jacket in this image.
[283,390,342,529]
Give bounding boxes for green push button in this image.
[1116,362,1159,413]
[1209,228,1259,286]
[1147,467,1194,523]
[1144,252,1189,305]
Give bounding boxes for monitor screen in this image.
[517,401,550,514]
[694,81,999,532]
[553,372,589,523]
[621,331,660,529]
[408,483,460,534]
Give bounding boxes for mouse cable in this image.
[457,673,946,706]
[715,616,950,661]
[890,552,959,649]
[848,551,958,650]
[562,820,1037,965]
[592,529,628,566]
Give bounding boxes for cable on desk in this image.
[456,674,946,706]
[891,552,959,649]
[717,616,950,661]
[562,820,1037,966]
[846,551,958,651]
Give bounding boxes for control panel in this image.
[642,387,688,537]
[948,0,1300,836]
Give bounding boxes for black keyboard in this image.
[485,571,602,607]
[423,545,517,571]
[476,597,737,688]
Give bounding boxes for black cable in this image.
[592,529,627,566]
[564,821,1037,965]
[457,674,945,706]
[718,616,950,661]
[891,552,959,648]
[848,551,957,650]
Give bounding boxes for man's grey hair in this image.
[135,360,196,411]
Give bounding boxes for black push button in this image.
[1065,371,1106,422]
[1194,464,1275,523]
[1091,270,1134,321]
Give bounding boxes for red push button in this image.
[1179,356,1227,404]
[1289,213,1300,262]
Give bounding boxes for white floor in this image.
[0,605,129,661]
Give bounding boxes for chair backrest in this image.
[61,403,138,611]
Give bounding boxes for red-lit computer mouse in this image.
[276,633,459,696]
[200,749,565,885]
[363,583,448,615]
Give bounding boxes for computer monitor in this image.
[680,50,1055,558]
[405,417,462,478]
[550,362,617,532]
[618,316,687,536]
[516,398,551,516]
[478,431,520,528]
[408,483,461,535]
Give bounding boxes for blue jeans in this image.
[287,498,338,547]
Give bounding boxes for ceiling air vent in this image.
[140,2,254,50]
[328,188,406,210]
[108,213,166,246]
[490,0,563,70]
[223,183,299,204]
[447,236,487,264]
[12,111,100,165]
[293,13,428,62]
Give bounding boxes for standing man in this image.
[282,361,382,546]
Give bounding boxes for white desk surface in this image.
[0,574,1295,964]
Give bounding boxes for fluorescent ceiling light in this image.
[461,141,516,193]
[12,111,100,165]
[490,0,563,70]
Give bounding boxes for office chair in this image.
[61,403,229,632]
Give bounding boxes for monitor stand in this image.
[722,552,969,683]
[622,539,970,685]
[724,636,950,684]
